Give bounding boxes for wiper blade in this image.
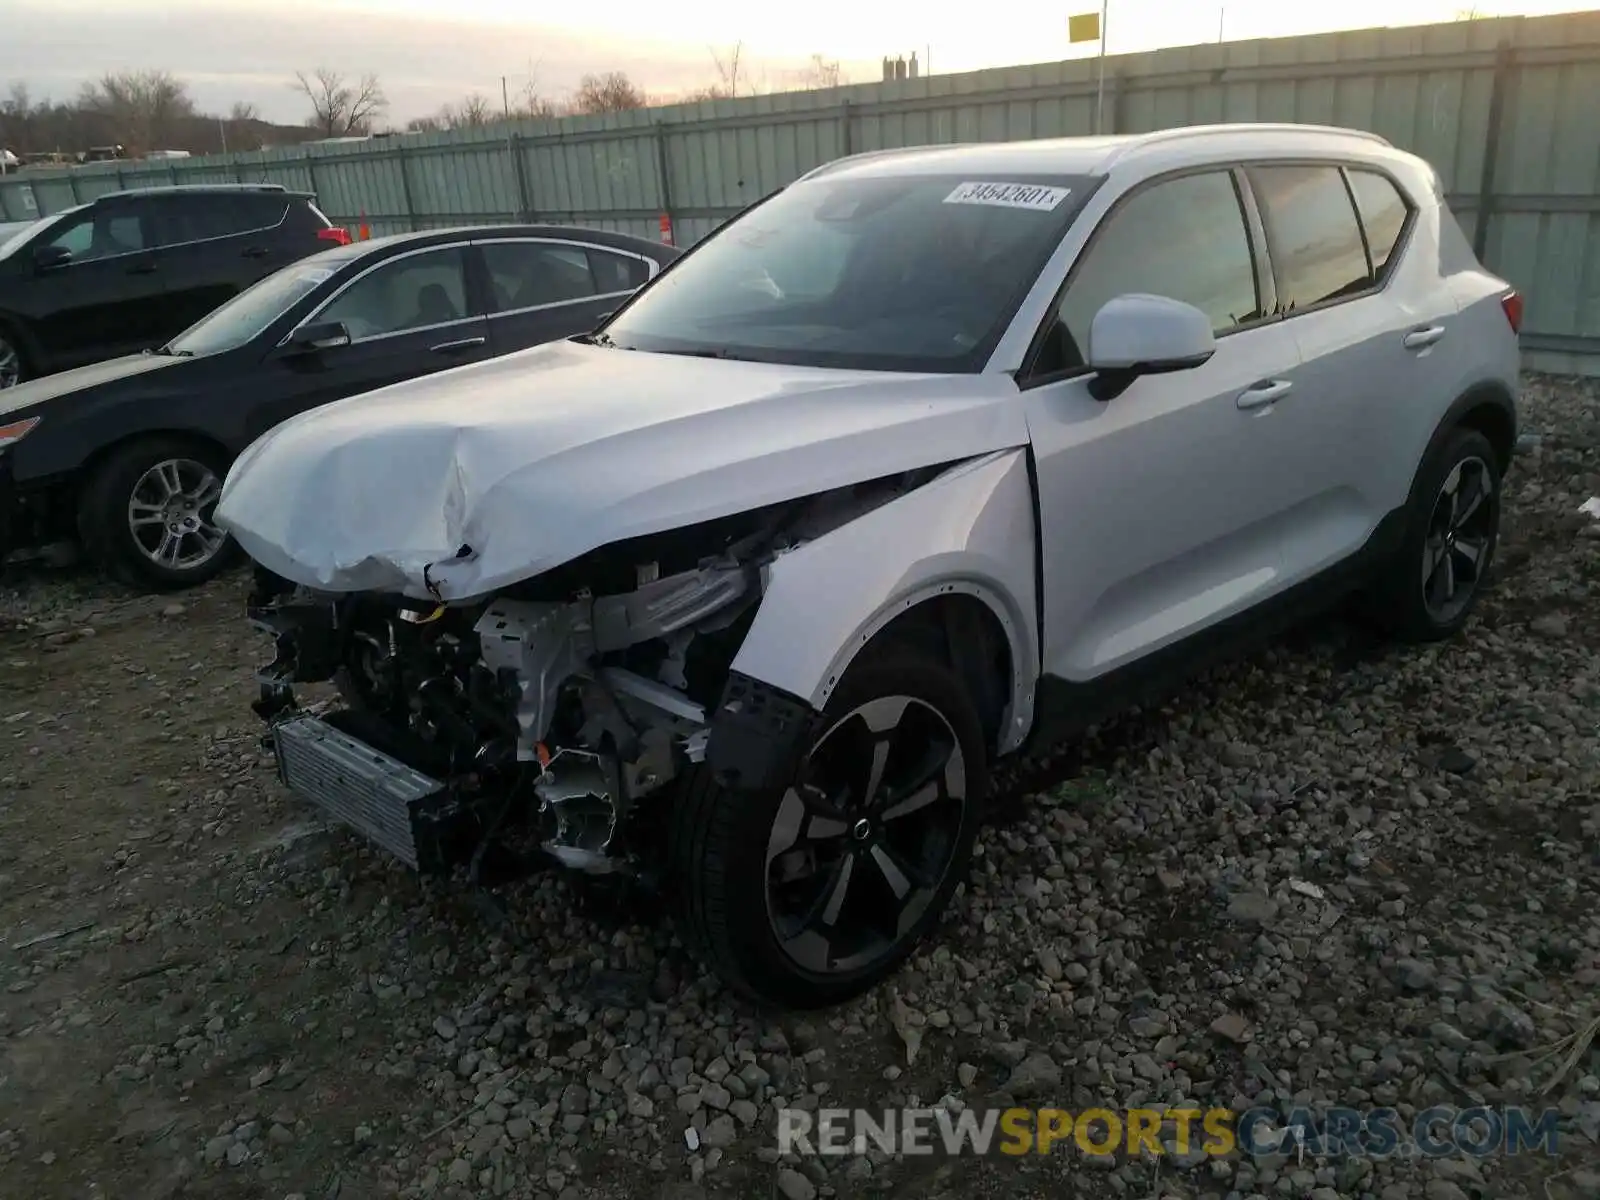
[148,345,193,357]
[573,331,617,348]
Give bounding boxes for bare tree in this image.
[293,67,388,137]
[445,93,494,128]
[571,72,646,114]
[77,70,195,152]
[708,42,745,98]
[799,54,845,90]
[512,79,563,120]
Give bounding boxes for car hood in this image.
[217,339,1030,600]
[0,352,187,418]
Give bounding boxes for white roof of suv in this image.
[805,123,1398,182]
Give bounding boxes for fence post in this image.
[27,176,44,216]
[65,172,80,204]
[304,151,321,214]
[508,132,533,221]
[395,143,418,232]
[654,122,675,241]
[840,99,854,156]
[1472,37,1516,263]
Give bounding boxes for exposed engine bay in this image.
[248,470,945,879]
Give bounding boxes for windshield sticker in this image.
[292,268,334,283]
[944,182,1072,211]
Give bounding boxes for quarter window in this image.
[1247,165,1372,313]
[1042,170,1260,375]
[316,248,471,341]
[1345,169,1411,280]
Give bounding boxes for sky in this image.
[1,0,1591,126]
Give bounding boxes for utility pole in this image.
[502,76,511,120]
[219,117,227,155]
[1094,0,1110,134]
[1218,7,1226,42]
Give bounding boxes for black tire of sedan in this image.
[0,326,25,390]
[671,649,987,1008]
[78,437,241,591]
[1363,425,1503,643]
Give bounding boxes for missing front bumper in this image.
[271,714,456,871]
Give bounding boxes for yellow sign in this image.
[1069,11,1101,42]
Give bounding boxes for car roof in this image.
[96,184,311,203]
[342,224,679,257]
[801,123,1401,183]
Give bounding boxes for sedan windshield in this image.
[602,173,1092,372]
[166,258,347,357]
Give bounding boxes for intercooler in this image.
[271,714,454,871]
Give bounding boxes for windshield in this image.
[602,172,1092,372]
[166,260,343,357]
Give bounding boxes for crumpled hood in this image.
[217,339,1029,600]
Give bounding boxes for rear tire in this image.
[1361,426,1502,643]
[671,650,987,1008]
[78,437,240,591]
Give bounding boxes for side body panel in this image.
[728,449,1040,754]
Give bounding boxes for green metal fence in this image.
[3,11,1599,372]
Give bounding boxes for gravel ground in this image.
[1,372,1597,1200]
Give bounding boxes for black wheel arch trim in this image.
[704,671,820,793]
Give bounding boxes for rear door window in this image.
[1247,165,1373,313]
[481,241,607,312]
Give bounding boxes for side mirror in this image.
[33,244,71,272]
[284,320,351,354]
[1086,294,1216,401]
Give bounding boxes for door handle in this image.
[1236,379,1293,411]
[242,246,271,259]
[126,261,158,275]
[1403,325,1445,350]
[430,336,486,354]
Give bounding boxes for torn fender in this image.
[728,448,1040,754]
[215,339,1031,600]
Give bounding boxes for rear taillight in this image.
[1501,290,1523,334]
[318,227,352,247]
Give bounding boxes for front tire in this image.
[1363,425,1502,642]
[0,326,26,390]
[671,650,987,1009]
[78,437,240,591]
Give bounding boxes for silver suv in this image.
[221,123,1520,1008]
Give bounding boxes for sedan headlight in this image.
[0,416,39,450]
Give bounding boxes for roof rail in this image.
[99,183,290,200]
[1099,122,1390,170]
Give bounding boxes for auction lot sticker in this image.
[944,182,1072,211]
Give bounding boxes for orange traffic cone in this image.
[658,213,674,246]
[358,209,371,241]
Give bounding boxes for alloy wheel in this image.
[127,458,228,573]
[0,335,20,389]
[1421,455,1496,625]
[764,694,968,976]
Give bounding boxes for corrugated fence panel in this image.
[1,12,1599,364]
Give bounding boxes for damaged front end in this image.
[247,478,924,881]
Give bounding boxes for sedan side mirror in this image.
[284,320,351,353]
[1086,294,1216,401]
[33,244,72,272]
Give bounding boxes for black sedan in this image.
[0,224,679,589]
